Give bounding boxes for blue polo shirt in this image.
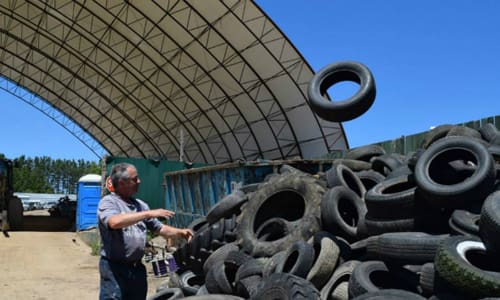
[97,193,163,262]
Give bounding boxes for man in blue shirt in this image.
[98,163,193,300]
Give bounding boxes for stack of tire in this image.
[148,123,500,300]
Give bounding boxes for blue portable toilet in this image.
[76,174,102,231]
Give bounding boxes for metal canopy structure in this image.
[0,0,348,164]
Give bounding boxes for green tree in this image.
[0,154,101,193]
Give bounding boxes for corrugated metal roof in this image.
[0,0,348,163]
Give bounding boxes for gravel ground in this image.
[0,212,170,299]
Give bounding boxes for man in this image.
[98,163,193,300]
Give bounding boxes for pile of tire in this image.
[148,123,500,300]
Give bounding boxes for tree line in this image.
[1,154,101,194]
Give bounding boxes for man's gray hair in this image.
[110,163,136,188]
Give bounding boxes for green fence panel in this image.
[104,157,205,209]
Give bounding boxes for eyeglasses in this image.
[127,176,139,183]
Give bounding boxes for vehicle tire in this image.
[330,281,349,300]
[355,170,386,192]
[181,295,245,300]
[146,287,184,300]
[434,235,500,298]
[202,242,239,275]
[420,124,454,149]
[235,275,261,299]
[306,232,340,289]
[307,60,376,122]
[254,217,289,242]
[235,258,266,282]
[262,250,287,278]
[348,261,420,298]
[419,263,435,297]
[365,232,445,265]
[275,240,315,278]
[320,260,361,300]
[351,289,426,300]
[204,260,232,294]
[332,158,373,172]
[188,217,208,233]
[445,125,482,140]
[180,270,204,296]
[414,136,496,208]
[479,123,499,143]
[206,190,247,225]
[325,163,366,197]
[321,186,367,240]
[479,190,500,253]
[364,213,415,235]
[237,172,325,257]
[449,209,480,237]
[252,272,320,300]
[371,154,405,177]
[364,175,416,219]
[345,145,386,162]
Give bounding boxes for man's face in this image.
[116,167,141,198]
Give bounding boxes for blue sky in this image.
[1,1,499,162]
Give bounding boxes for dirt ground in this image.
[0,211,168,299]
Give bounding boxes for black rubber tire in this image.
[414,136,496,208]
[351,289,426,300]
[449,209,480,237]
[195,285,209,296]
[306,232,340,289]
[182,295,245,300]
[419,262,435,297]
[254,217,289,242]
[355,169,386,192]
[330,281,349,300]
[479,123,499,143]
[348,261,421,298]
[209,250,251,295]
[275,240,315,278]
[237,172,325,257]
[262,250,287,278]
[180,270,204,296]
[371,153,405,177]
[188,217,208,233]
[206,190,247,225]
[479,190,500,253]
[202,242,239,275]
[332,158,373,172]
[345,144,386,162]
[307,60,376,122]
[252,272,321,300]
[364,175,416,219]
[420,124,454,149]
[235,258,266,282]
[146,287,184,300]
[385,165,413,180]
[364,213,415,235]
[320,260,361,300]
[210,218,225,244]
[325,163,366,197]
[235,275,262,299]
[434,235,500,298]
[446,125,482,140]
[205,259,233,294]
[365,232,446,265]
[321,186,367,240]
